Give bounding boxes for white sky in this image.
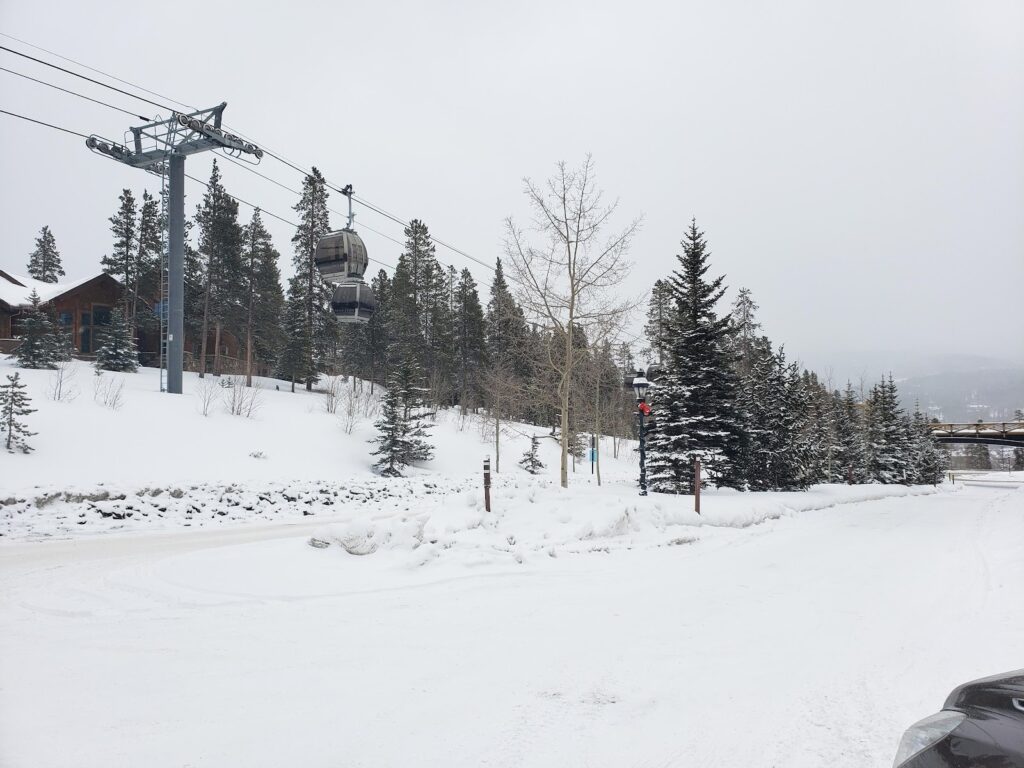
[1,0,1021,380]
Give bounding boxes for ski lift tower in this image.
[85,103,263,394]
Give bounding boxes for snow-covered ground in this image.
[1,481,1021,767]
[2,359,1021,766]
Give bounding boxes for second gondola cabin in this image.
[314,227,376,323]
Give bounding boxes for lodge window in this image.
[79,304,112,354]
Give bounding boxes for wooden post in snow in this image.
[694,458,701,515]
[483,456,492,513]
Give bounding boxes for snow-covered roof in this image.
[0,269,116,308]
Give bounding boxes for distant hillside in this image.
[896,368,1024,422]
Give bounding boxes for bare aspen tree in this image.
[482,359,524,473]
[504,156,640,488]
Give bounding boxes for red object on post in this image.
[638,401,651,416]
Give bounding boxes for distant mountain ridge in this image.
[896,368,1024,422]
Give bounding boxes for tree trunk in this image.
[213,322,222,376]
[495,404,501,473]
[245,326,253,388]
[594,368,602,487]
[306,241,315,392]
[558,283,576,488]
[199,275,211,378]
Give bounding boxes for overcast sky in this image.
[1,0,1021,381]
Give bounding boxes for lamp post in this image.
[633,370,651,496]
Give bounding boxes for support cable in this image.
[0,44,171,114]
[0,107,88,138]
[0,65,149,120]
[1,38,495,275]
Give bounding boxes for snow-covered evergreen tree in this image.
[729,287,762,378]
[370,359,434,476]
[907,404,946,484]
[645,220,744,493]
[371,384,411,477]
[26,225,65,283]
[0,372,36,452]
[393,358,434,462]
[737,346,814,491]
[833,383,869,483]
[865,374,911,483]
[94,308,139,372]
[801,370,837,484]
[14,290,68,369]
[519,435,545,474]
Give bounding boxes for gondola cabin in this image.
[314,228,376,323]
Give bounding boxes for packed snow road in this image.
[1,483,1021,768]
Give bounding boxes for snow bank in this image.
[0,357,949,563]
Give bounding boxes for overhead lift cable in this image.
[0,107,88,138]
[0,31,193,112]
[0,44,172,115]
[0,65,149,120]
[1,38,495,276]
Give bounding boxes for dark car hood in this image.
[944,669,1024,716]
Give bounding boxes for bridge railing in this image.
[928,422,1024,436]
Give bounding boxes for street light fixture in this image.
[633,369,651,496]
[632,373,650,401]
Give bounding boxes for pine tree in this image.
[390,219,445,401]
[519,435,546,474]
[642,279,673,367]
[963,443,992,470]
[14,290,68,369]
[740,346,809,491]
[240,209,284,385]
[729,287,761,378]
[393,358,434,462]
[645,220,744,493]
[195,161,244,377]
[907,404,946,484]
[453,268,487,409]
[833,383,869,483]
[290,168,334,390]
[277,277,314,392]
[801,370,836,485]
[865,374,910,483]
[26,225,65,283]
[370,359,434,476]
[364,269,393,388]
[132,190,163,328]
[0,372,36,453]
[94,308,139,372]
[371,384,411,477]
[102,189,139,306]
[485,258,530,376]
